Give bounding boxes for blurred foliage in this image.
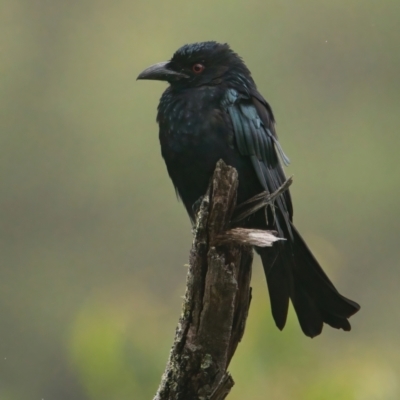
[0,0,399,399]
[69,286,171,399]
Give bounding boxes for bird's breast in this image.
[158,88,230,158]
[157,87,236,209]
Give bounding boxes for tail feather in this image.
[261,247,290,330]
[320,310,351,331]
[258,223,360,338]
[291,281,324,337]
[291,226,360,316]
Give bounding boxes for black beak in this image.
[137,61,189,81]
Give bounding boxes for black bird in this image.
[137,41,359,337]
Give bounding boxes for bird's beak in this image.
[137,61,189,81]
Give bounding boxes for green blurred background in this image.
[1,0,399,399]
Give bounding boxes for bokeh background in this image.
[1,0,399,399]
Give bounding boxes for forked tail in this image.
[258,224,360,338]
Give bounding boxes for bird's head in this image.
[137,41,253,89]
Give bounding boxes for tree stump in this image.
[153,160,284,400]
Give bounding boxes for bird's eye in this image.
[192,63,205,74]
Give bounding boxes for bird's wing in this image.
[222,88,293,233]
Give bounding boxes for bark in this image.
[153,160,286,400]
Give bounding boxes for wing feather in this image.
[223,88,293,233]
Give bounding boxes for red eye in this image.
[192,63,205,74]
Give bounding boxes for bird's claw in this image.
[232,176,293,223]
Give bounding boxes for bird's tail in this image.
[258,224,360,338]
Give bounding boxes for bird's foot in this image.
[232,176,293,223]
[232,191,272,223]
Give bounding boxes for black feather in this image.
[140,41,360,337]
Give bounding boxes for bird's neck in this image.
[158,85,224,120]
